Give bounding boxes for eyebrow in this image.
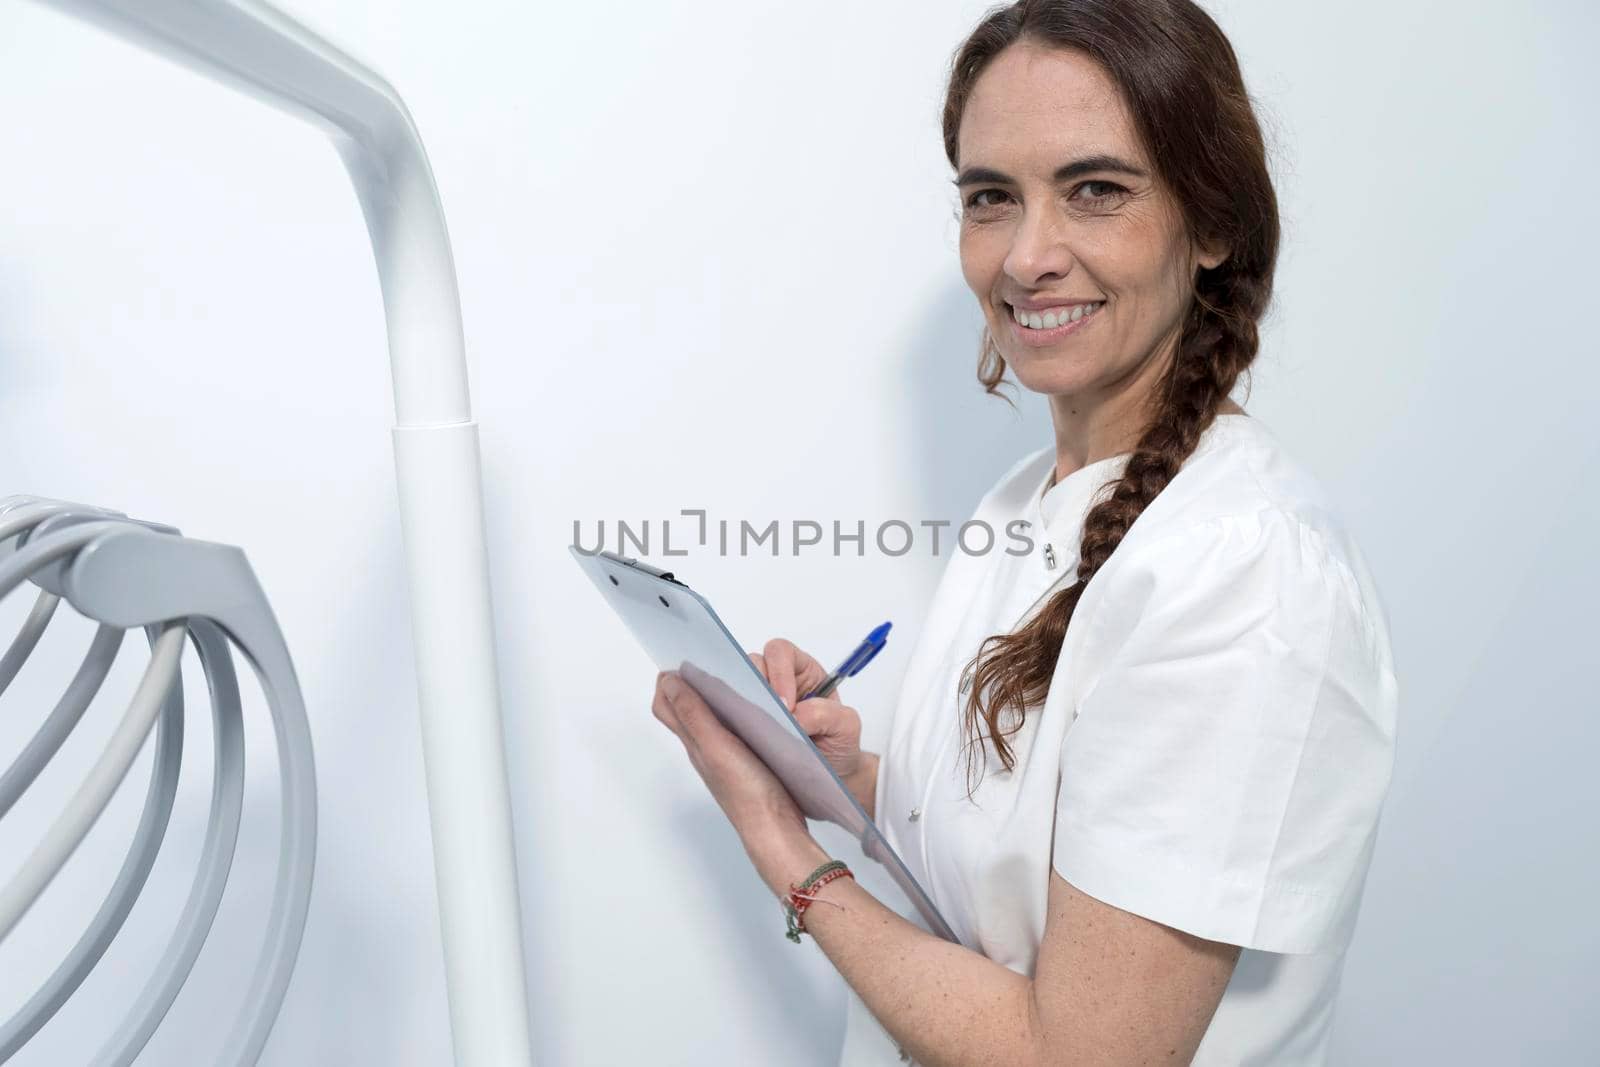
[952,154,1150,187]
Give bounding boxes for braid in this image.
[957,273,1265,798]
[940,0,1280,797]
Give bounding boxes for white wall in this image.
[0,0,1592,1062]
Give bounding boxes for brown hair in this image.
[944,0,1280,794]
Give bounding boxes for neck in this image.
[1044,355,1167,484]
[1044,394,1245,491]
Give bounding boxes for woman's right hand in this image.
[749,638,866,785]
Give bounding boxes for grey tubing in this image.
[212,640,317,1066]
[0,590,59,696]
[0,625,125,819]
[0,622,186,1061]
[0,622,185,939]
[0,502,85,556]
[0,516,315,1065]
[92,618,247,1067]
[0,504,126,819]
[0,502,75,542]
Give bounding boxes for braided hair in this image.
[940,0,1280,795]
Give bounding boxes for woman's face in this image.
[956,42,1225,408]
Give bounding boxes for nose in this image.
[1002,205,1076,290]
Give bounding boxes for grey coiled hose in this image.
[0,497,315,1064]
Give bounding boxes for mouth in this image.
[1004,300,1105,346]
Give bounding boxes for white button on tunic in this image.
[839,414,1399,1066]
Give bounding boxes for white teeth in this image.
[1012,301,1103,330]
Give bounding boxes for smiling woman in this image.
[943,1,1272,810]
[648,2,1397,1066]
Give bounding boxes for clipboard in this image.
[570,546,959,944]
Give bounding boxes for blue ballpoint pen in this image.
[800,621,893,701]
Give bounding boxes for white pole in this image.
[27,3,534,1063]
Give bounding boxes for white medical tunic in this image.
[839,413,1399,1066]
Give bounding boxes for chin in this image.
[1003,350,1100,398]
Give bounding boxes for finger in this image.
[762,638,799,711]
[664,674,748,777]
[661,671,719,745]
[791,698,827,736]
[651,681,683,738]
[793,698,845,739]
[796,698,861,741]
[787,652,832,701]
[666,710,709,780]
[654,671,704,742]
[748,651,768,680]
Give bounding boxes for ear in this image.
[1194,234,1230,272]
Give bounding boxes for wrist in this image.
[842,752,881,820]
[747,832,833,902]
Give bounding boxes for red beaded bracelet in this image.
[783,860,854,943]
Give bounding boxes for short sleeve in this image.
[1051,509,1398,955]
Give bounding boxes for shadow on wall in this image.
[665,800,840,1064]
[902,280,1052,534]
[1327,419,1600,1064]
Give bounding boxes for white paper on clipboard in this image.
[570,545,959,944]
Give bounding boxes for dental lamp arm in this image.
[26,3,533,1063]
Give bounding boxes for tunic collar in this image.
[1033,449,1132,553]
[1016,413,1250,622]
[998,448,1132,634]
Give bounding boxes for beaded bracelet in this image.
[783,859,854,943]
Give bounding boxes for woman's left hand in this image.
[651,669,820,892]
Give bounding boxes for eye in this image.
[965,188,1011,210]
[1073,179,1127,205]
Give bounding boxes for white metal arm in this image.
[27,2,533,1063]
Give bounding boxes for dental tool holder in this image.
[0,494,315,1066]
